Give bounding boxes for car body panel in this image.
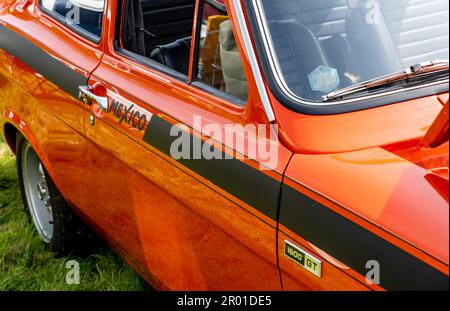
[280,149,448,290]
[75,0,289,290]
[272,93,447,154]
[0,2,102,213]
[0,0,448,291]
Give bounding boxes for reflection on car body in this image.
[0,0,449,291]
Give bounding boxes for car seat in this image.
[345,0,403,81]
[198,15,229,89]
[150,37,192,75]
[218,20,248,100]
[267,19,332,100]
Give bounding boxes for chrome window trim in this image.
[250,0,450,107]
[232,0,275,122]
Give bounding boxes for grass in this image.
[0,136,145,291]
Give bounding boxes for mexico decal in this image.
[105,91,153,133]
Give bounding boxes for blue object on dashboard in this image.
[308,65,341,94]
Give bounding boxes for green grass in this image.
[0,136,144,291]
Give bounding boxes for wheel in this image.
[16,134,91,256]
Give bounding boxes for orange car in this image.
[0,0,448,291]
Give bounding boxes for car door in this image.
[0,0,105,210]
[81,0,289,290]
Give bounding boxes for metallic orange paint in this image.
[1,0,448,291]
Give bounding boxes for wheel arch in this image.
[2,113,60,192]
[3,122,19,154]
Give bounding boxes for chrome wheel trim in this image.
[21,143,54,243]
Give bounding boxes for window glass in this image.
[120,0,196,76]
[196,0,249,102]
[41,0,105,38]
[255,0,449,102]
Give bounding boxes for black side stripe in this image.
[280,184,449,291]
[0,25,87,99]
[143,116,281,220]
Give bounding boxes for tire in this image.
[16,134,92,256]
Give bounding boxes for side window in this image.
[120,0,196,76]
[195,0,248,102]
[116,0,248,100]
[40,0,105,39]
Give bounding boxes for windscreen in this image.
[255,0,450,102]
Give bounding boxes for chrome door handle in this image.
[78,86,109,111]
